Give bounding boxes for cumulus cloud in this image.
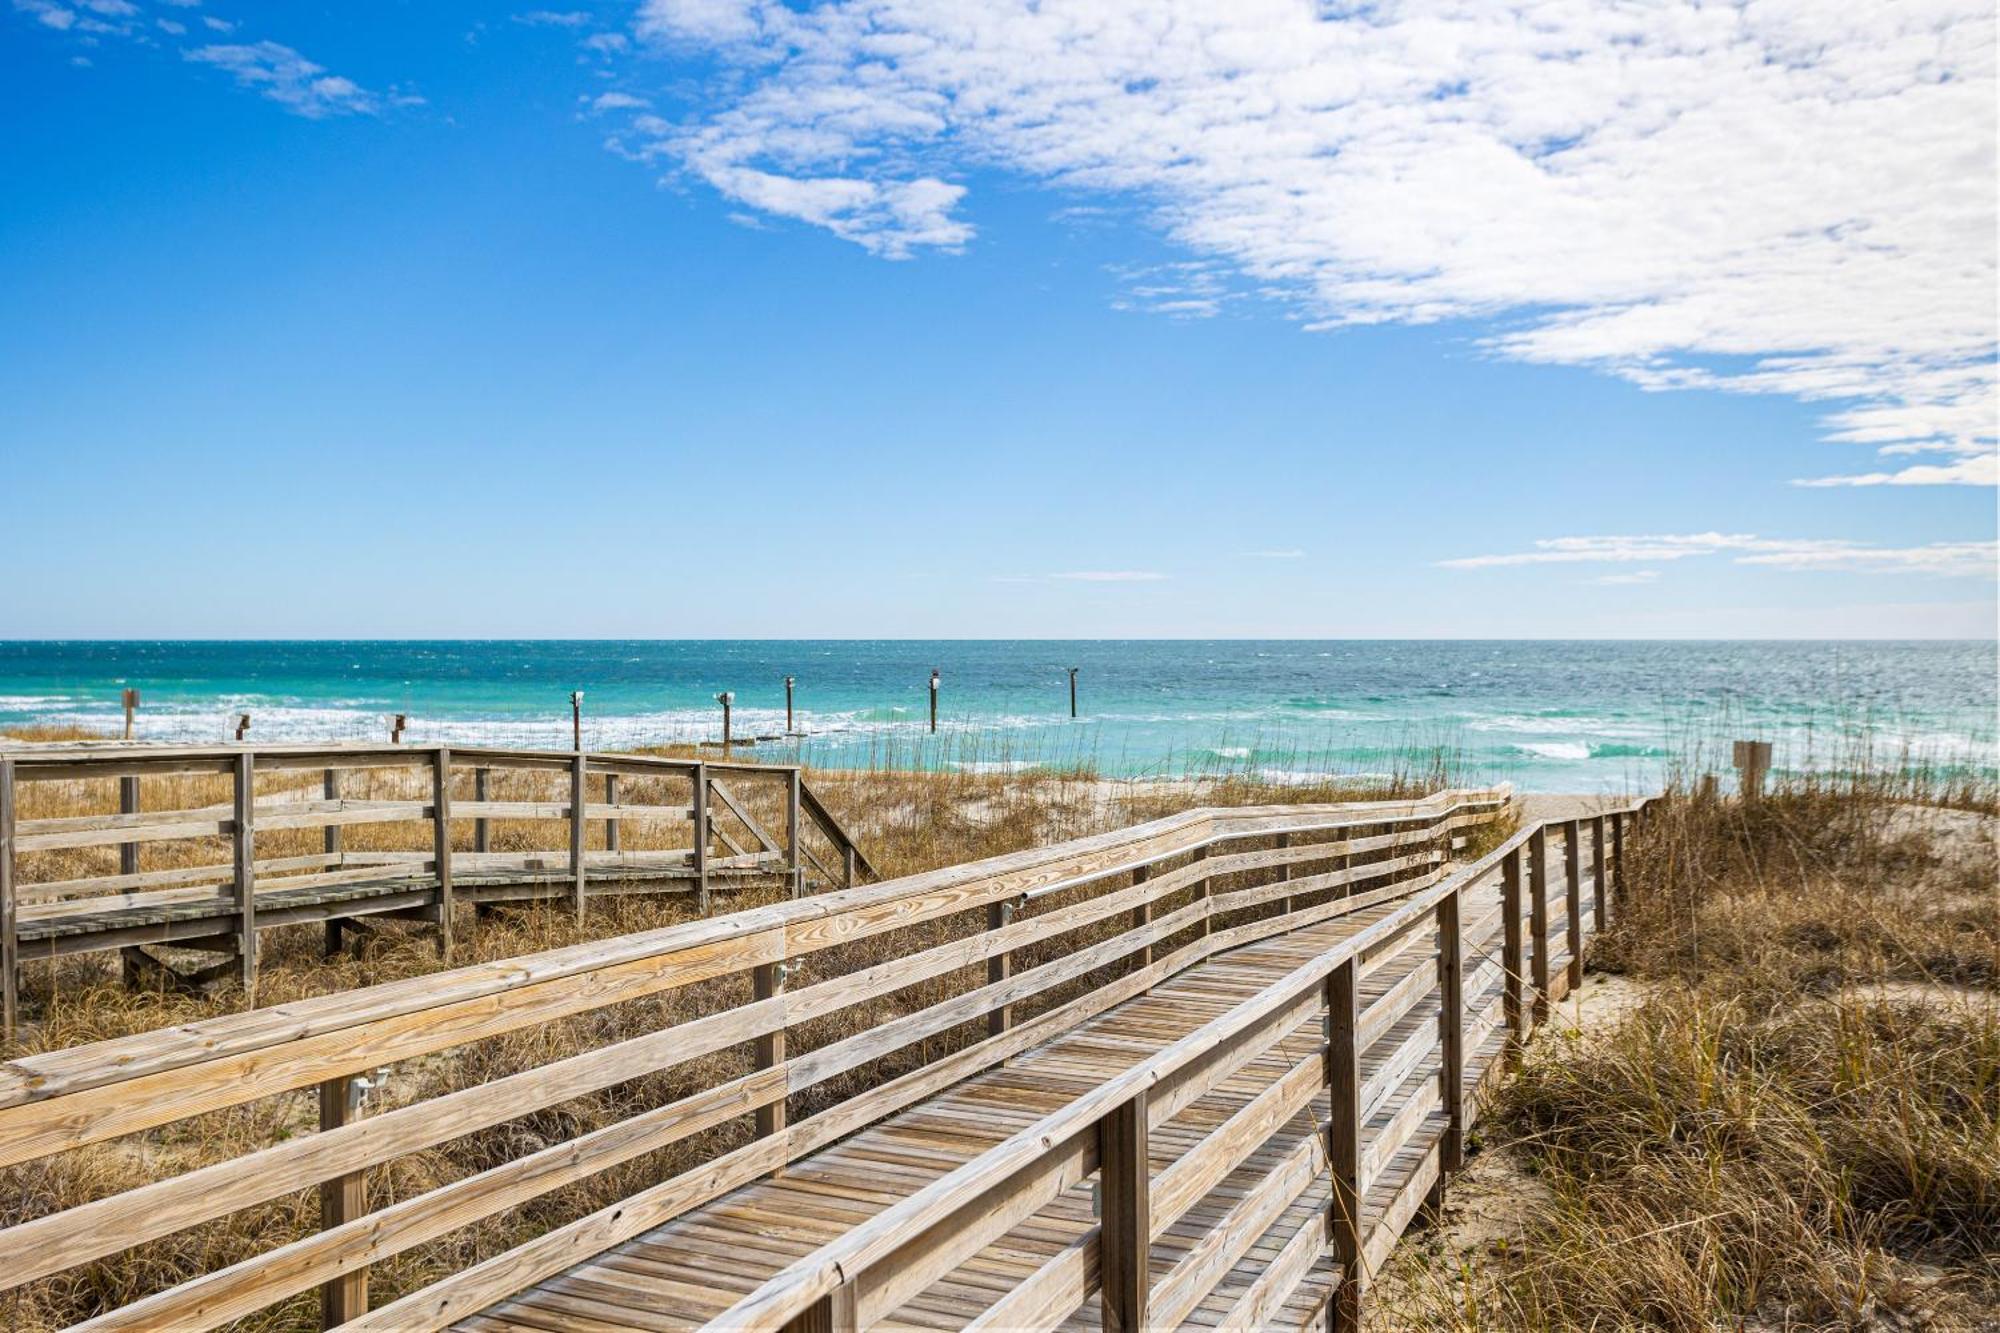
[184,41,378,117]
[1443,534,1997,577]
[620,0,1996,481]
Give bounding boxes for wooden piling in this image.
[1564,819,1583,989]
[604,774,620,853]
[432,747,453,960]
[753,961,786,1142]
[1067,666,1078,719]
[1325,955,1362,1331]
[1590,813,1607,932]
[987,898,1015,1037]
[322,768,343,957]
[1501,846,1524,1052]
[231,751,257,1003]
[568,752,586,923]
[121,687,138,740]
[1437,889,1463,1174]
[691,764,710,915]
[570,692,583,752]
[0,758,15,1042]
[928,670,939,733]
[1529,824,1550,1023]
[785,769,803,898]
[119,774,140,877]
[785,676,795,734]
[473,767,490,853]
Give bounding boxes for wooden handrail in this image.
[0,781,1534,1333]
[707,796,1651,1332]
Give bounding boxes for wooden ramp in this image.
[462,830,1605,1332]
[0,787,1640,1333]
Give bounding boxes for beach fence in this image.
[0,741,877,1035]
[0,783,1656,1332]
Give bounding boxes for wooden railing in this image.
[716,800,1651,1332]
[0,784,1518,1331]
[0,742,876,1036]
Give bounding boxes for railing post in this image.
[1612,810,1627,904]
[473,767,490,853]
[322,768,343,957]
[754,960,787,1142]
[842,843,856,891]
[1277,831,1293,915]
[987,897,1015,1037]
[1325,955,1362,1331]
[1437,888,1463,1176]
[1130,864,1152,969]
[432,747,453,960]
[1501,847,1524,1054]
[691,763,710,915]
[232,751,257,1004]
[786,769,803,898]
[1,758,16,1043]
[569,752,587,923]
[1564,819,1583,991]
[1099,1089,1151,1332]
[782,1284,856,1333]
[604,773,620,854]
[318,1073,368,1327]
[119,774,140,877]
[1529,824,1550,1025]
[1193,844,1211,940]
[1590,813,1607,934]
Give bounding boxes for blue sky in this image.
[2,0,1994,638]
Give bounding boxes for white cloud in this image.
[1051,570,1168,582]
[622,0,1997,481]
[1443,533,1997,578]
[1590,570,1662,586]
[184,41,378,118]
[589,91,650,113]
[514,10,591,26]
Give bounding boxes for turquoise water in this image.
[0,641,1992,793]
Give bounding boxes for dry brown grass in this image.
[1378,769,2000,1332]
[0,730,1461,1331]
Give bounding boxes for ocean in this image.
[0,641,1992,793]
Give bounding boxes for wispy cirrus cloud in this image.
[616,0,1995,483]
[1443,534,1998,578]
[184,41,381,117]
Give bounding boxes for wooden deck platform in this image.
[460,850,1594,1332]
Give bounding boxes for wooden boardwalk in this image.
[460,835,1590,1332]
[0,782,1641,1333]
[0,742,874,1029]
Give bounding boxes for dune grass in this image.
[1379,761,1999,1330]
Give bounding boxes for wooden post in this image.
[1437,889,1464,1176]
[785,769,803,898]
[1528,824,1550,1024]
[1,758,16,1043]
[473,767,490,853]
[1325,955,1362,1331]
[1564,819,1583,990]
[1130,864,1153,969]
[431,748,453,960]
[114,774,142,877]
[753,961,786,1141]
[987,898,1015,1037]
[121,687,138,739]
[1501,847,1525,1052]
[781,1286,856,1333]
[1590,813,1607,934]
[1276,832,1294,915]
[604,774,620,853]
[1612,810,1627,903]
[318,1073,368,1327]
[1193,844,1211,939]
[232,751,257,1003]
[389,714,406,745]
[234,712,251,742]
[570,692,583,752]
[841,842,856,892]
[1067,666,1078,719]
[928,670,939,734]
[568,752,586,922]
[784,675,796,734]
[1098,1089,1150,1332]
[1733,739,1772,802]
[322,769,343,957]
[717,692,734,757]
[691,763,710,915]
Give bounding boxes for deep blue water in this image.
[0,641,1992,793]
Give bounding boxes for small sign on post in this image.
[121,688,140,740]
[1732,739,1773,802]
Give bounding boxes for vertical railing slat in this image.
[318,1073,368,1327]
[691,763,710,915]
[786,769,803,899]
[1,758,16,1043]
[232,751,256,1004]
[119,774,140,877]
[1325,955,1362,1330]
[1564,819,1584,990]
[1501,846,1525,1054]
[754,960,786,1143]
[432,747,453,960]
[569,752,587,922]
[1437,886,1463,1175]
[1528,824,1550,1024]
[1590,813,1607,933]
